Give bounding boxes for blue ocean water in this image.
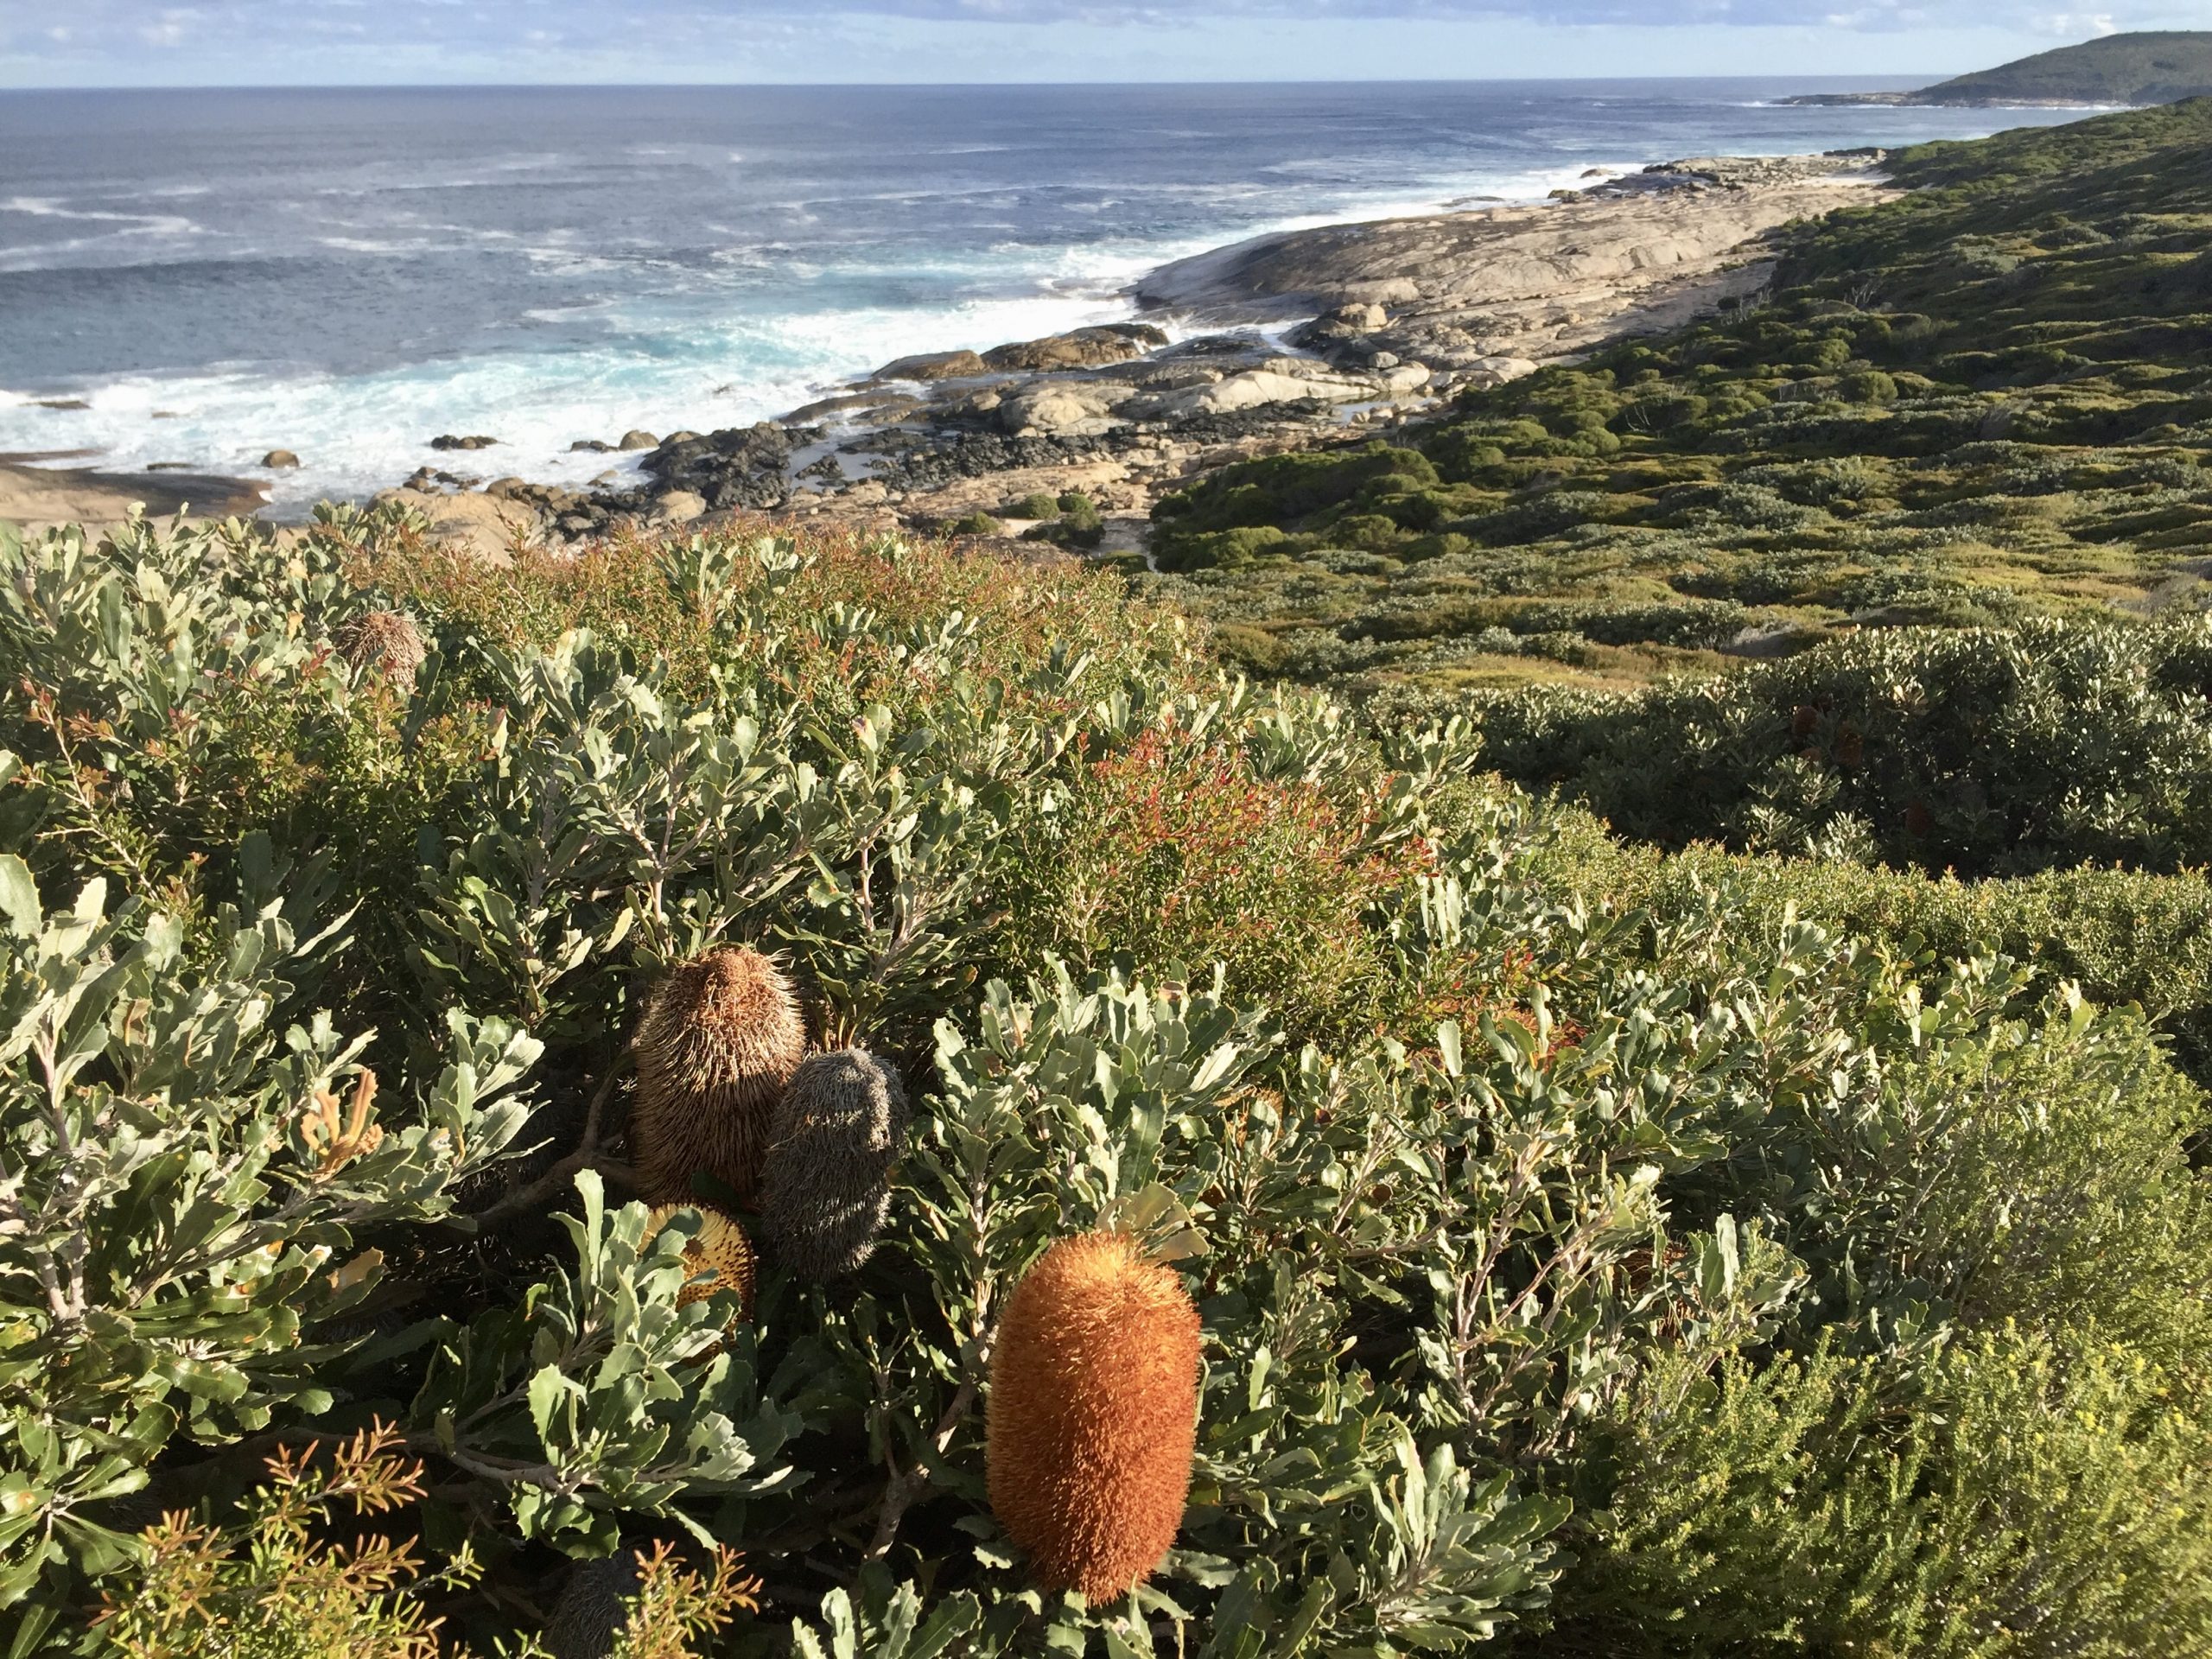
[0,81,2093,509]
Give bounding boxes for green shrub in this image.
[1134,99,2212,694]
[7,508,2211,1652]
[949,509,1003,537]
[1548,1329,2212,1659]
[1471,615,2212,876]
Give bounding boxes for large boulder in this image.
[982,324,1168,373]
[874,349,989,383]
[1290,302,1389,352]
[642,422,792,512]
[1132,355,1427,420]
[260,448,301,469]
[1459,355,1541,387]
[997,381,1137,438]
[429,434,500,451]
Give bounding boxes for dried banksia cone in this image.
[631,945,805,1205]
[760,1048,909,1281]
[334,608,429,690]
[543,1552,640,1659]
[640,1203,758,1318]
[986,1230,1202,1605]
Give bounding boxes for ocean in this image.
[0,80,2094,512]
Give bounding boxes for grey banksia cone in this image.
[759,1047,909,1281]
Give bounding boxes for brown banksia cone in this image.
[641,1203,758,1319]
[760,1048,909,1282]
[986,1230,1202,1605]
[334,609,429,690]
[631,945,805,1205]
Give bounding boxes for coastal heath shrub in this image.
[92,1425,486,1659]
[92,1425,758,1659]
[1612,844,2212,1083]
[1469,614,2212,876]
[0,854,535,1622]
[1028,712,1418,1043]
[1546,1330,2212,1659]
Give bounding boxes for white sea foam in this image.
[0,152,1636,510]
[0,87,2080,514]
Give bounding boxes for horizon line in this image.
[0,71,1943,94]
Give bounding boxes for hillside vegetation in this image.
[3,503,2211,1656]
[1909,29,2212,106]
[1141,100,2212,691]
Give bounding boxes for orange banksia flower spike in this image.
[986,1230,1202,1605]
[641,1203,759,1320]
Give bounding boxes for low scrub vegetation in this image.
[1141,99,2212,690]
[1397,612,2212,876]
[3,505,2209,1655]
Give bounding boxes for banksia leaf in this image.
[986,1230,1202,1605]
[334,608,429,690]
[642,1204,758,1319]
[760,1048,909,1281]
[632,946,806,1205]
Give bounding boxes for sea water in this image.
[0,79,2091,512]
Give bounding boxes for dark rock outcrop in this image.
[640,422,804,512]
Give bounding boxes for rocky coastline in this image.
[0,150,1891,553]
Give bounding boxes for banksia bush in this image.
[632,946,806,1205]
[986,1230,1202,1605]
[333,608,429,690]
[641,1204,759,1318]
[759,1048,909,1281]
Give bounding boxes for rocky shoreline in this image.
[480,149,1889,558]
[0,150,1891,553]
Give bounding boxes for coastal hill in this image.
[1784,29,2212,106]
[1143,99,2212,697]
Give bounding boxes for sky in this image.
[0,0,2204,88]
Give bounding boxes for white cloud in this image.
[136,8,199,46]
[2030,11,2120,34]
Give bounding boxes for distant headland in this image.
[1783,29,2212,108]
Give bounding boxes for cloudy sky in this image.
[0,0,2201,87]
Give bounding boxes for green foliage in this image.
[3,507,2209,1652]
[1140,101,2212,690]
[0,852,535,1611]
[947,511,1003,537]
[1025,493,1107,551]
[1546,1329,2212,1658]
[1464,613,2212,876]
